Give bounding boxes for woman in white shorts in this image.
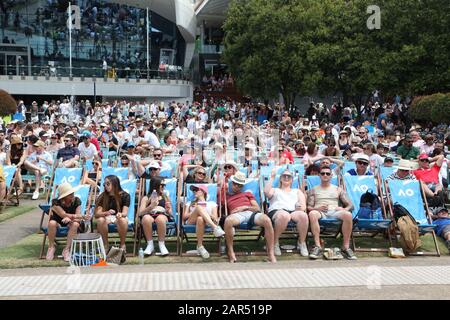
[184,184,225,259]
[264,169,309,257]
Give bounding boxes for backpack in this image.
[393,203,421,253]
[355,190,382,220]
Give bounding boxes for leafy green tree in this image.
[0,90,16,116]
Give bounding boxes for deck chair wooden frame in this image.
[2,165,20,208]
[342,175,392,253]
[385,179,440,257]
[178,182,222,257]
[133,175,180,256]
[39,184,92,259]
[222,176,268,257]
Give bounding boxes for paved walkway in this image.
[0,199,41,249]
[1,258,450,299]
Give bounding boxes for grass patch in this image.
[0,231,447,269]
[0,205,35,224]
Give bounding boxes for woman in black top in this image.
[47,183,85,261]
[95,175,131,251]
[138,176,173,256]
[8,135,25,195]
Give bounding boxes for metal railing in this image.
[0,64,190,81]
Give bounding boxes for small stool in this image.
[70,233,106,267]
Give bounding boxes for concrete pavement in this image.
[1,257,450,300]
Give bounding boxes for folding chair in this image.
[343,175,392,252]
[224,178,267,255]
[39,168,83,226]
[98,167,129,193]
[386,179,440,256]
[133,178,179,256]
[305,175,342,235]
[3,165,19,206]
[179,183,221,256]
[107,179,138,255]
[39,184,91,259]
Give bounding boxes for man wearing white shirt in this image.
[78,136,98,160]
[24,140,53,200]
[150,102,158,116]
[143,128,161,148]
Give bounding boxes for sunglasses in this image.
[51,137,57,139]
[320,172,332,176]
[281,174,292,179]
[420,159,429,162]
[232,182,243,187]
[150,168,159,171]
[224,166,234,170]
[153,154,162,157]
[196,172,206,176]
[64,140,70,143]
[356,161,369,166]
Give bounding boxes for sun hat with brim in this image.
[148,161,161,169]
[190,184,208,196]
[397,159,413,171]
[223,160,239,171]
[57,182,76,200]
[230,172,247,185]
[33,140,46,148]
[10,135,23,145]
[355,154,370,163]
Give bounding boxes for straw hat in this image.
[33,140,46,148]
[230,172,247,185]
[397,159,412,171]
[10,135,23,145]
[57,183,76,200]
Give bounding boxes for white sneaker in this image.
[213,226,225,238]
[274,243,282,256]
[298,242,309,257]
[158,242,169,256]
[32,190,39,200]
[144,242,154,255]
[197,245,210,259]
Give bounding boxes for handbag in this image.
[106,246,126,265]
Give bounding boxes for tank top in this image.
[268,188,299,212]
[313,185,340,210]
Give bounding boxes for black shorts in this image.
[440,225,450,238]
[268,209,294,221]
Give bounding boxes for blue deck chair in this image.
[3,165,19,206]
[343,161,356,174]
[99,167,129,192]
[386,179,439,256]
[107,179,138,235]
[39,167,83,215]
[305,175,339,190]
[39,184,91,258]
[377,166,396,194]
[179,183,219,255]
[305,175,342,233]
[133,178,179,255]
[343,175,392,252]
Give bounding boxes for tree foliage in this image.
[223,0,450,106]
[0,90,16,116]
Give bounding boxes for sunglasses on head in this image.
[320,172,331,176]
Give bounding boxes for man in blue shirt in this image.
[345,154,373,176]
[376,107,393,132]
[432,207,450,253]
[56,134,80,168]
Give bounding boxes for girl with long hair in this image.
[95,175,130,251]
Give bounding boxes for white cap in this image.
[148,161,161,169]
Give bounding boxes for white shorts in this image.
[232,210,264,225]
[321,210,345,219]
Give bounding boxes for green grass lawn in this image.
[0,230,447,269]
[0,205,35,224]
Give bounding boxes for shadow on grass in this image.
[0,206,36,224]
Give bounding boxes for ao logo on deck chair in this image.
[353,184,369,193]
[397,189,415,197]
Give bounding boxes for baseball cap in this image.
[384,156,394,163]
[148,161,161,169]
[419,154,429,161]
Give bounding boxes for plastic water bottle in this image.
[139,248,144,265]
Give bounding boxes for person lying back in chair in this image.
[224,172,276,263]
